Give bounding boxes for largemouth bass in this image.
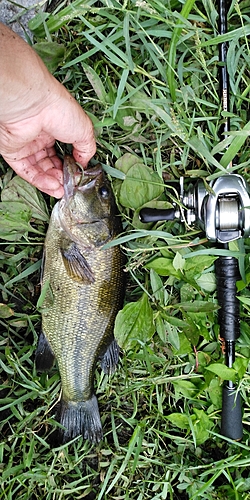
[36,156,124,443]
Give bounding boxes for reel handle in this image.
[139,207,178,223]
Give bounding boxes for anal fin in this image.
[35,331,55,372]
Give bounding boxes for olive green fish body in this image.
[38,157,124,443]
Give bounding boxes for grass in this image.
[1,0,250,498]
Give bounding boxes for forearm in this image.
[0,22,96,196]
[0,22,59,122]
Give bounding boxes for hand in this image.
[0,23,96,198]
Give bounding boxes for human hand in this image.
[0,95,96,198]
[0,23,96,198]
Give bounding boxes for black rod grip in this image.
[215,256,243,439]
[215,256,240,342]
[221,385,243,440]
[139,207,176,223]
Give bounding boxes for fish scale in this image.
[36,156,124,443]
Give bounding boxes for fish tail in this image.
[100,339,120,375]
[58,395,103,444]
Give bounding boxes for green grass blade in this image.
[4,259,42,288]
[220,120,250,168]
[167,0,196,101]
[113,68,130,118]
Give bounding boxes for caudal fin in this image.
[57,395,103,444]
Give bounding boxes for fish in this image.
[36,155,125,443]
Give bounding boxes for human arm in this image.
[0,22,96,198]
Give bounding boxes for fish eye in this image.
[99,185,110,199]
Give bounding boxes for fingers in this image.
[4,154,64,198]
[72,141,97,169]
[72,121,97,168]
[41,86,97,168]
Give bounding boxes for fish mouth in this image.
[63,156,103,202]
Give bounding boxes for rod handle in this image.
[221,384,243,440]
[139,207,177,223]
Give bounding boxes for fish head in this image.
[58,156,118,245]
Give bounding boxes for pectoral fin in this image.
[60,243,95,284]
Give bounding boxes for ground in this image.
[0,0,42,39]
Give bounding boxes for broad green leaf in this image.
[173,379,198,398]
[180,283,196,302]
[178,301,219,313]
[33,42,65,73]
[161,313,188,329]
[1,176,49,222]
[146,257,177,277]
[185,255,216,274]
[192,408,213,445]
[183,317,201,347]
[150,268,165,304]
[0,201,32,241]
[155,314,166,343]
[114,293,155,350]
[115,153,143,174]
[233,357,248,379]
[166,323,180,350]
[208,378,222,408]
[115,107,137,131]
[172,332,193,355]
[195,272,216,292]
[167,409,213,444]
[205,363,236,382]
[119,164,164,209]
[166,413,189,430]
[173,252,185,272]
[238,296,250,306]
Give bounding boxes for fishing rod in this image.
[139,0,250,440]
[216,0,242,441]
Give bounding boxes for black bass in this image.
[36,156,124,443]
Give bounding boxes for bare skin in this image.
[0,22,96,198]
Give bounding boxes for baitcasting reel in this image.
[140,173,250,441]
[139,173,250,244]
